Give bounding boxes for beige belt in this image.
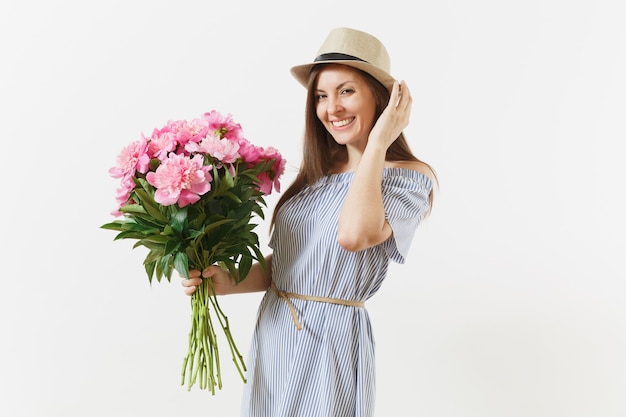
[271,281,365,330]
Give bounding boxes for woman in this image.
[182,27,436,417]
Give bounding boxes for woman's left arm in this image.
[337,80,412,251]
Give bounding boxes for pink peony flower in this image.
[255,172,274,195]
[109,138,151,181]
[250,147,285,195]
[203,110,244,141]
[186,132,241,164]
[166,118,209,153]
[113,176,136,209]
[237,139,264,163]
[146,153,212,207]
[174,118,209,151]
[263,146,285,169]
[146,128,179,161]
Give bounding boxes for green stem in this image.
[202,280,217,394]
[180,262,247,393]
[208,279,247,379]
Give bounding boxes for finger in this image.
[400,82,410,100]
[393,80,404,107]
[182,278,200,295]
[396,82,412,112]
[183,269,201,279]
[202,264,223,278]
[181,277,202,287]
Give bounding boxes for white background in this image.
[1,0,624,416]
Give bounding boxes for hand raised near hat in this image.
[336,80,412,252]
[367,80,411,151]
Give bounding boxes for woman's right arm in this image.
[181,254,273,296]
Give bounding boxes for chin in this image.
[331,138,352,146]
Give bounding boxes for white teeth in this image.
[332,118,353,127]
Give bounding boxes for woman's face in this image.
[314,64,377,149]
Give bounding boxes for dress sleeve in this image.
[381,170,432,264]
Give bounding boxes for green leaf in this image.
[135,189,169,223]
[115,223,150,232]
[163,239,182,257]
[221,191,242,203]
[136,176,153,191]
[119,204,148,215]
[202,218,235,233]
[237,255,252,282]
[174,251,189,278]
[142,234,172,244]
[100,222,126,231]
[137,239,166,252]
[221,259,239,282]
[155,254,168,282]
[133,215,168,230]
[144,249,163,265]
[159,255,173,282]
[113,231,149,241]
[222,165,235,188]
[170,206,188,233]
[162,224,177,236]
[251,244,265,265]
[144,260,156,284]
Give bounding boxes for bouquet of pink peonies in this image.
[101,110,285,393]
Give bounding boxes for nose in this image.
[326,95,344,115]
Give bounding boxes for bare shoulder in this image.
[386,160,436,182]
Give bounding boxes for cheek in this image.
[364,103,378,127]
[315,104,326,122]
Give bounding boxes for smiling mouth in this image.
[332,118,354,128]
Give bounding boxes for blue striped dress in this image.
[240,167,432,417]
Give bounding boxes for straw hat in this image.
[290,27,395,92]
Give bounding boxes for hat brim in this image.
[290,60,395,92]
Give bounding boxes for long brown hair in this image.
[271,64,437,228]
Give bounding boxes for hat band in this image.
[314,52,368,64]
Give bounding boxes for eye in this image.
[340,88,355,95]
[315,93,327,101]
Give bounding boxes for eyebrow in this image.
[315,81,355,93]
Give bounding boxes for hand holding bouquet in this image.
[101,110,285,393]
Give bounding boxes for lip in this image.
[331,117,355,129]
